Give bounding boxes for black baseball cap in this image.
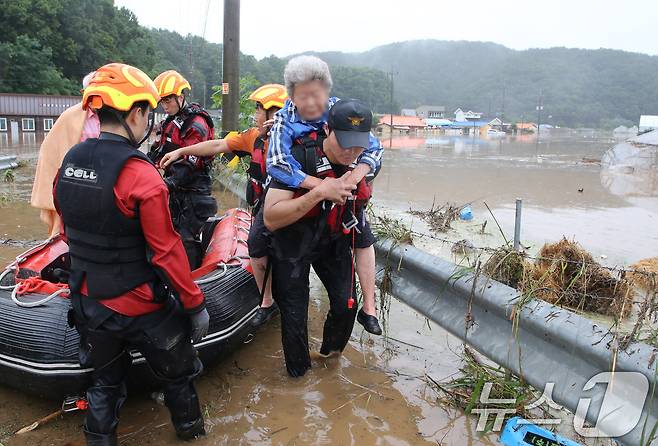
[328,99,372,150]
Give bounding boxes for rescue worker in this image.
[159,84,288,327]
[268,55,383,335]
[263,99,374,377]
[149,70,217,269]
[53,63,209,445]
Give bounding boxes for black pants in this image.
[271,236,357,377]
[170,191,217,269]
[72,297,203,445]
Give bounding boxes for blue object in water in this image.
[459,205,473,221]
[500,417,582,446]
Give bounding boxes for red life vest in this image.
[291,132,372,235]
[246,136,267,208]
[150,103,215,171]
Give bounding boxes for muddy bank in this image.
[0,275,498,446]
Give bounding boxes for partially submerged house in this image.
[377,115,427,133]
[0,93,81,136]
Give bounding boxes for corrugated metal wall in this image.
[0,94,80,117]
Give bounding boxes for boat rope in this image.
[194,263,228,285]
[0,266,17,290]
[11,283,69,308]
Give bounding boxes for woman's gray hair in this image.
[82,71,96,89]
[284,55,333,97]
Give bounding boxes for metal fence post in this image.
[513,198,522,251]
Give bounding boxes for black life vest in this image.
[55,133,158,300]
[291,131,372,235]
[246,136,267,208]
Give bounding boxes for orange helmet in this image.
[82,63,160,111]
[154,70,191,98]
[248,84,288,110]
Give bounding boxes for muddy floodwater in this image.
[0,130,653,445]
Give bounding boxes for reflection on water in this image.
[0,130,650,445]
[0,132,43,158]
[376,131,657,265]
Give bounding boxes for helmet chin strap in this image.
[111,109,154,148]
[175,93,187,115]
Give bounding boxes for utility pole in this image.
[388,69,394,145]
[536,90,543,138]
[501,84,506,125]
[222,0,240,133]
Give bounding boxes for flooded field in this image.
[0,130,654,445]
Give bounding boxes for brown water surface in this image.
[0,130,646,445]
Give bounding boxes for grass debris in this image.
[370,213,413,246]
[483,246,528,289]
[3,169,15,183]
[428,346,534,432]
[628,257,658,293]
[408,199,460,232]
[525,238,633,317]
[483,238,634,318]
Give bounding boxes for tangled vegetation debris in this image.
[628,257,658,293]
[370,213,413,246]
[483,247,527,289]
[526,239,633,317]
[3,169,15,183]
[428,346,535,432]
[408,200,460,232]
[484,238,634,318]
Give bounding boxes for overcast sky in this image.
[115,0,657,58]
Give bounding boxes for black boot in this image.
[175,418,206,441]
[84,429,118,446]
[250,302,279,327]
[164,376,205,441]
[357,309,382,335]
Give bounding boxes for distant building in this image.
[515,122,538,134]
[454,108,483,122]
[0,93,81,136]
[416,105,445,119]
[639,115,658,134]
[613,125,638,136]
[425,118,452,128]
[450,118,497,135]
[377,115,427,133]
[400,108,417,117]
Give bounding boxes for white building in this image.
[639,115,658,133]
[454,108,483,122]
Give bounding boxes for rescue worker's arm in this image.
[159,139,230,169]
[347,133,383,186]
[263,174,354,231]
[126,161,205,313]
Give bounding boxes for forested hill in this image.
[306,40,658,128]
[0,0,392,115]
[1,1,656,128]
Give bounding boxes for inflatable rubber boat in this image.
[0,208,261,399]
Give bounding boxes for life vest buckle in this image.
[342,212,361,234]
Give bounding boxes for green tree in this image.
[211,74,260,131]
[0,35,75,94]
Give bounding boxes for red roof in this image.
[378,115,427,128]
